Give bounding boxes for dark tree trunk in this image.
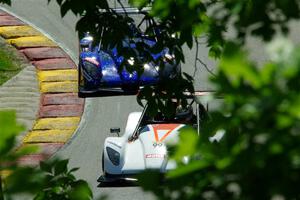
[0,175,4,200]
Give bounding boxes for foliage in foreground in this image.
[139,40,300,199]
[0,0,300,199]
[39,0,299,198]
[0,111,92,200]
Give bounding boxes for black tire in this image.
[78,62,84,88]
[102,151,105,174]
[78,63,81,88]
[78,62,93,89]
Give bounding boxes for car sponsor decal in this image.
[152,142,163,147]
[145,154,165,158]
[152,124,180,142]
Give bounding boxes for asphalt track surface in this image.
[3,1,300,200]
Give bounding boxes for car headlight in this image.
[164,53,175,61]
[79,32,93,52]
[127,57,135,66]
[106,147,120,166]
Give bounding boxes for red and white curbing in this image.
[0,9,84,166]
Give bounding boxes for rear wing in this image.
[109,7,152,14]
[184,90,214,98]
[183,90,216,105]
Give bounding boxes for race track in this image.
[5,1,300,199]
[1,1,211,199]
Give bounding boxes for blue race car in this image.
[78,12,181,97]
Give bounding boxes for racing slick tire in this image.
[102,151,106,175]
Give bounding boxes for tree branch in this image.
[193,37,199,77]
[0,175,4,200]
[193,37,216,77]
[197,57,216,77]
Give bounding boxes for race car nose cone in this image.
[144,144,167,169]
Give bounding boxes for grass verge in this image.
[0,38,24,86]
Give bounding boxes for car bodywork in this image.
[99,95,208,183]
[78,10,180,98]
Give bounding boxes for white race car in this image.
[98,95,214,183]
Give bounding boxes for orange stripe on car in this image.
[153,127,159,142]
[159,129,174,142]
[152,124,179,130]
[152,124,180,142]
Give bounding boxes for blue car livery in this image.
[78,18,180,98]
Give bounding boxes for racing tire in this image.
[78,62,86,89]
[102,151,105,175]
[78,63,81,88]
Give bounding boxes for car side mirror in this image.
[80,32,93,52]
[110,127,121,137]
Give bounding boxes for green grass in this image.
[0,43,22,86]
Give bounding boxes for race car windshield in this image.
[122,37,155,48]
[132,107,196,139]
[141,106,196,126]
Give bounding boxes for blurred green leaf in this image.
[5,167,45,194]
[173,126,198,161]
[69,167,79,173]
[219,43,261,88]
[54,159,68,175]
[0,0,11,5]
[69,180,93,200]
[40,161,52,174]
[138,170,162,191]
[0,111,23,155]
[167,161,209,179]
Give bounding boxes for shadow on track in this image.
[97,179,138,188]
